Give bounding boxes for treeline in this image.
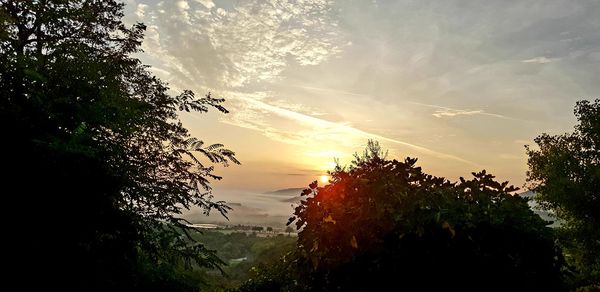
[221,225,270,232]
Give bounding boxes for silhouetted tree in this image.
[285,226,294,235]
[0,1,237,290]
[282,141,565,291]
[526,99,600,287]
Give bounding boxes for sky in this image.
[122,0,600,211]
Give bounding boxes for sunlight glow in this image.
[319,161,338,171]
[320,175,330,183]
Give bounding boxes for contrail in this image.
[233,95,476,166]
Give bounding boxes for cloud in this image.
[176,0,189,10]
[134,3,147,18]
[220,92,475,165]
[268,98,327,117]
[205,0,343,87]
[130,0,343,88]
[432,109,483,118]
[521,56,559,64]
[293,85,372,98]
[193,0,214,9]
[410,102,518,120]
[123,0,600,189]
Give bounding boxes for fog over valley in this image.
[182,188,304,227]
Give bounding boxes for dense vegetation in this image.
[238,141,567,291]
[526,99,600,288]
[190,231,296,291]
[1,1,237,290]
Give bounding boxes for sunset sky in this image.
[123,0,600,199]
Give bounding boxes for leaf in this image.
[323,215,336,224]
[311,256,319,270]
[442,221,456,238]
[350,235,358,249]
[286,216,296,226]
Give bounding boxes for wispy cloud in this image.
[521,56,559,64]
[134,3,147,18]
[294,85,372,98]
[432,109,483,118]
[222,93,476,165]
[194,0,215,9]
[410,102,519,121]
[268,99,327,117]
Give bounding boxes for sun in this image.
[320,175,330,183]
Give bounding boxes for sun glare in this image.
[320,175,330,183]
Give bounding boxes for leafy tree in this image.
[526,99,600,287]
[280,141,566,291]
[185,231,296,291]
[266,226,273,233]
[285,226,294,235]
[0,0,238,290]
[234,249,305,292]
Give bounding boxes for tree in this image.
[0,1,238,290]
[266,226,273,233]
[526,99,600,287]
[283,141,565,291]
[285,226,294,235]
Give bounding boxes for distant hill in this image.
[262,188,304,197]
[519,190,535,199]
[181,188,303,228]
[518,191,561,227]
[281,196,303,203]
[184,203,290,227]
[262,188,305,204]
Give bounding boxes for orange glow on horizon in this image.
[320,175,330,183]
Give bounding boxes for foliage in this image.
[279,141,566,291]
[233,249,305,292]
[0,0,238,290]
[526,99,600,287]
[285,226,294,234]
[188,231,296,291]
